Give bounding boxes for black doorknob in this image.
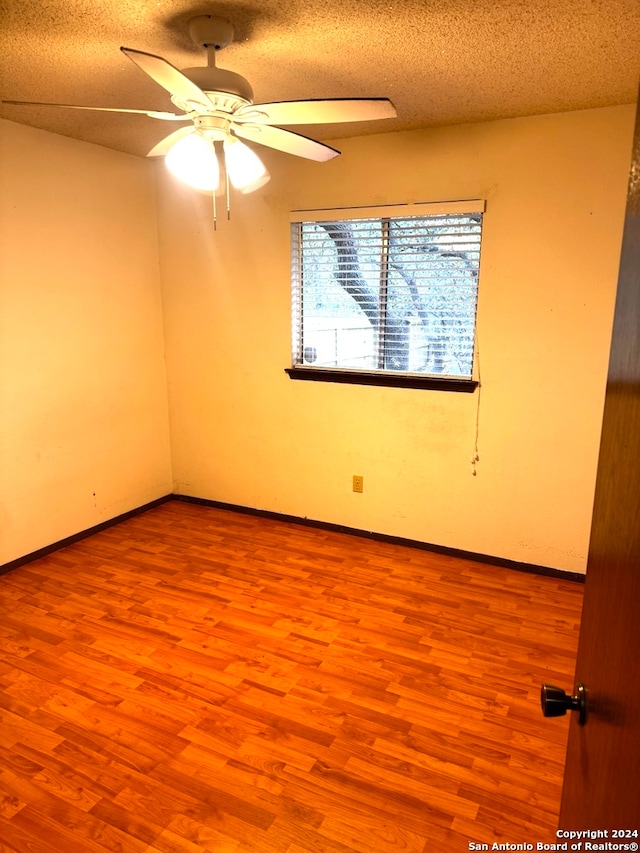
[541,683,587,725]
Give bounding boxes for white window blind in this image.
[290,201,484,381]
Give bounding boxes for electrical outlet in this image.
[352,475,364,493]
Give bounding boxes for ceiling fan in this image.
[4,14,397,214]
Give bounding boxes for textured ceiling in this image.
[1,0,639,158]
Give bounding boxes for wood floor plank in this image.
[0,501,583,851]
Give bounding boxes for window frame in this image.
[287,199,484,391]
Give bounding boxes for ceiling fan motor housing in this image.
[181,66,254,104]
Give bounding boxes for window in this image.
[287,200,484,390]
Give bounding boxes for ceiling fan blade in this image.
[235,98,397,126]
[147,126,195,157]
[2,99,188,120]
[233,124,340,162]
[120,47,212,112]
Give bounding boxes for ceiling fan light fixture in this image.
[224,138,270,194]
[165,132,219,192]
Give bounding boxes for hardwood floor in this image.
[0,500,584,852]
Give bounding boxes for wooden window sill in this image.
[285,367,478,392]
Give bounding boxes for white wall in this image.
[0,120,173,564]
[1,106,633,573]
[156,105,635,574]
